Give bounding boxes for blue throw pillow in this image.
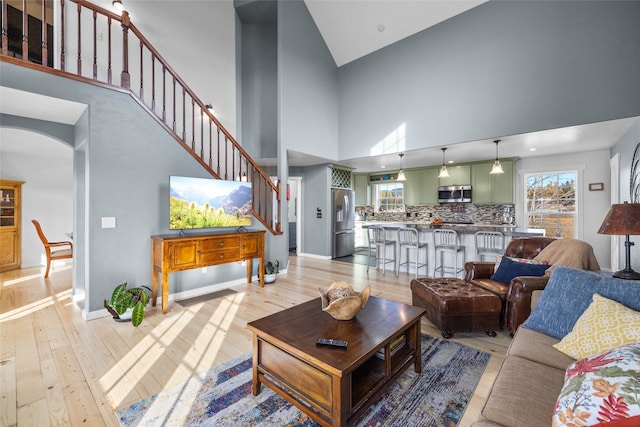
[490,256,550,283]
[524,266,640,340]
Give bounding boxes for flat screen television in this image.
[169,175,252,229]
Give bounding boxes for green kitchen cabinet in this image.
[403,170,422,205]
[471,160,514,204]
[420,167,440,204]
[353,174,369,205]
[438,165,471,186]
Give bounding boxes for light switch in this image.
[102,217,116,228]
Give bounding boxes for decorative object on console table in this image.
[597,201,640,280]
[318,281,371,320]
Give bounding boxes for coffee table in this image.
[246,296,426,427]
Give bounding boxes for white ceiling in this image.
[305,0,488,67]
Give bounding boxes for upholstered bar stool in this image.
[433,229,466,278]
[366,226,396,275]
[475,231,505,261]
[396,227,428,278]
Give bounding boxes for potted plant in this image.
[264,260,279,284]
[104,281,151,327]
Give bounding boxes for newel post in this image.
[120,10,130,89]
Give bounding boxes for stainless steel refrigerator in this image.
[331,188,355,258]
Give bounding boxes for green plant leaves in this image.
[131,302,145,327]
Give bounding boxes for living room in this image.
[1,0,640,425]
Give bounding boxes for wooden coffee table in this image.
[246,296,426,427]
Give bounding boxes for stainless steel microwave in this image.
[438,185,472,203]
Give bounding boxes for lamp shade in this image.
[597,203,640,235]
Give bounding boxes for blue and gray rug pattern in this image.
[116,334,490,426]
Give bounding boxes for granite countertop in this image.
[361,221,545,237]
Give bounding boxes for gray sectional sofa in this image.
[472,266,640,427]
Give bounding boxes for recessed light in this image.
[381,165,386,169]
[377,24,385,32]
[529,148,537,152]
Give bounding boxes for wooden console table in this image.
[151,230,265,314]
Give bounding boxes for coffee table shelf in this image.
[247,296,426,427]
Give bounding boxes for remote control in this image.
[316,338,348,348]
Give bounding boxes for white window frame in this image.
[373,182,405,213]
[524,170,578,238]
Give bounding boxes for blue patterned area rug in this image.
[116,334,490,427]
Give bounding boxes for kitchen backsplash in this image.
[356,204,516,225]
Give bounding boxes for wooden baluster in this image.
[208,120,213,169]
[151,53,155,112]
[1,0,7,55]
[120,10,130,88]
[92,10,97,79]
[60,0,65,70]
[181,88,186,140]
[107,16,112,83]
[191,99,195,150]
[76,3,81,74]
[22,0,28,60]
[224,135,229,180]
[139,40,143,100]
[41,0,48,66]
[216,128,221,176]
[200,107,204,158]
[171,74,176,131]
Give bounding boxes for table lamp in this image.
[597,202,640,280]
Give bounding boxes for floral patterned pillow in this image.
[552,343,640,426]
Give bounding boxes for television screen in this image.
[169,176,252,229]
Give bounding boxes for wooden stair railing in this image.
[0,0,281,235]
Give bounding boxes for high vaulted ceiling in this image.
[305,0,488,67]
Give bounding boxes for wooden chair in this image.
[32,220,73,278]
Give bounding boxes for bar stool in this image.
[396,228,428,278]
[433,229,466,278]
[475,231,505,261]
[366,226,396,275]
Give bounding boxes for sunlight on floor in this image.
[102,291,245,409]
[0,289,72,322]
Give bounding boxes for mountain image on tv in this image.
[169,176,253,229]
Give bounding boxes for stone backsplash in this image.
[356,204,516,225]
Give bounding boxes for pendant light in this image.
[490,139,504,174]
[112,0,125,14]
[438,148,450,178]
[397,153,406,181]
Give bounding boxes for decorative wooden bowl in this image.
[318,281,371,321]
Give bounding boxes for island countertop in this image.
[361,221,545,237]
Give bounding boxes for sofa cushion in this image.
[481,356,566,427]
[492,255,550,279]
[552,343,640,426]
[553,294,640,359]
[523,267,640,340]
[508,327,576,371]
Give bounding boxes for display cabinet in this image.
[0,180,24,272]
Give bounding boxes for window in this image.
[374,182,404,212]
[525,172,576,238]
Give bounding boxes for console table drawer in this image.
[201,236,240,251]
[200,248,241,264]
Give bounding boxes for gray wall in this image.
[277,0,339,257]
[1,60,266,315]
[611,120,640,271]
[338,1,640,160]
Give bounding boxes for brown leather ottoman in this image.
[410,277,501,338]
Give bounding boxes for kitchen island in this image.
[361,221,545,277]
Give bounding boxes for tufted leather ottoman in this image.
[410,277,501,338]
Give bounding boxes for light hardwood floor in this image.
[0,256,511,427]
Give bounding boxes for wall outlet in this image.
[202,267,207,273]
[101,217,116,228]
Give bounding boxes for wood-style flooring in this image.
[0,256,511,427]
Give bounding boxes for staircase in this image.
[0,0,281,235]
